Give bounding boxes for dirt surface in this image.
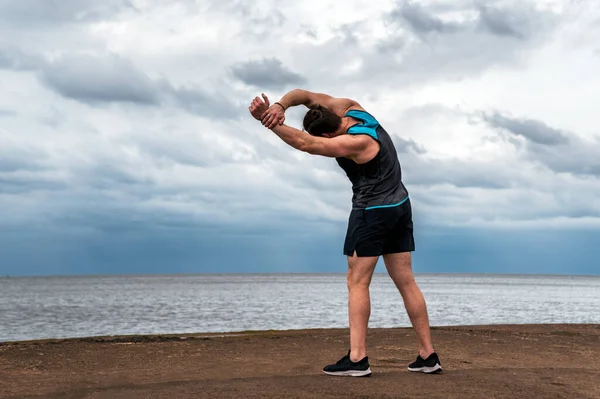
[1,324,599,399]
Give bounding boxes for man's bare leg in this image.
[383,252,435,358]
[347,252,379,362]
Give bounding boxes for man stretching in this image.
[249,89,442,376]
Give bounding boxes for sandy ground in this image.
[1,324,599,399]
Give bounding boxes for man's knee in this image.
[383,252,415,287]
[396,273,416,289]
[347,270,371,289]
[347,252,378,288]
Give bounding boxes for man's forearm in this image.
[270,124,314,152]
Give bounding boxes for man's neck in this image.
[335,117,357,136]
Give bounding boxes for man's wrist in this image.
[274,101,286,110]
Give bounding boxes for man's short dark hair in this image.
[302,105,342,136]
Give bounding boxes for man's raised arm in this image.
[268,123,370,159]
[278,89,352,110]
[261,89,358,128]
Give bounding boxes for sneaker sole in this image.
[408,364,443,374]
[323,368,372,377]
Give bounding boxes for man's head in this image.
[302,105,342,137]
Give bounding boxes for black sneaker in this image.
[323,350,372,377]
[408,352,443,374]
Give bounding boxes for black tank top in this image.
[335,109,409,210]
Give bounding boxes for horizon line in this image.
[2,271,599,279]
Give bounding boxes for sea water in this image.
[1,274,599,342]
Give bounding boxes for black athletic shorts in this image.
[343,198,415,257]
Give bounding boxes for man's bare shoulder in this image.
[339,102,371,115]
[334,99,364,116]
[332,128,380,164]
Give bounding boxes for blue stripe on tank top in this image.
[346,110,379,140]
[364,196,409,210]
[345,110,379,126]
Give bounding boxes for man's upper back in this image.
[335,109,409,210]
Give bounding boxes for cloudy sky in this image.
[1,0,599,276]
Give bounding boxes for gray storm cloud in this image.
[483,112,570,145]
[0,46,42,71]
[0,0,135,25]
[333,0,561,89]
[391,1,463,35]
[392,0,552,40]
[477,4,531,39]
[231,57,307,90]
[30,53,241,119]
[483,112,600,178]
[41,54,160,105]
